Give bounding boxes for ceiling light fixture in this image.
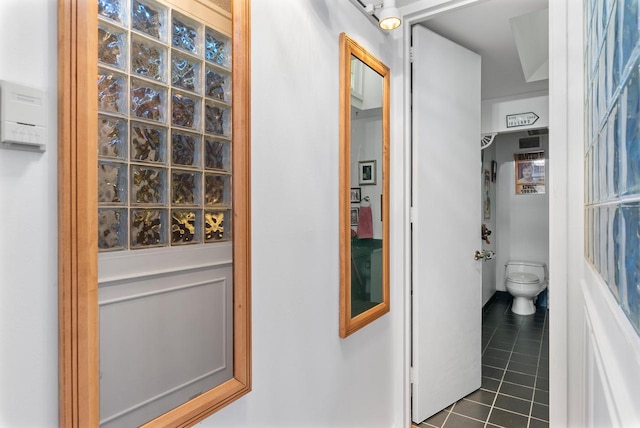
[365,0,402,30]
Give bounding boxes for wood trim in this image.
[338,33,351,338]
[339,33,391,338]
[58,0,99,426]
[58,0,251,426]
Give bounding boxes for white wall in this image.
[481,142,497,305]
[0,0,59,426]
[495,132,549,291]
[201,1,403,426]
[481,93,549,135]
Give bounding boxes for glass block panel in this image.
[204,173,230,206]
[205,66,231,102]
[585,92,592,151]
[131,165,167,204]
[131,78,166,122]
[606,6,618,104]
[172,170,201,205]
[98,69,127,114]
[597,47,606,125]
[96,1,237,253]
[620,0,639,74]
[171,209,200,245]
[590,207,597,265]
[98,0,126,24]
[623,65,640,195]
[586,207,593,263]
[98,23,127,70]
[172,53,202,93]
[98,208,127,251]
[589,13,598,75]
[591,82,598,142]
[131,208,167,248]
[585,208,591,260]
[98,161,127,205]
[592,206,598,267]
[204,138,230,171]
[205,210,230,242]
[131,0,167,42]
[609,104,620,197]
[172,91,201,129]
[205,27,231,68]
[205,101,231,136]
[172,12,202,55]
[608,205,621,298]
[172,130,201,167]
[621,202,640,335]
[592,146,597,203]
[131,122,167,163]
[584,152,593,205]
[599,206,609,280]
[599,126,609,200]
[131,35,167,82]
[98,115,127,159]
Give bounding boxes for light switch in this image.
[1,81,47,152]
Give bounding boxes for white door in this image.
[411,24,483,423]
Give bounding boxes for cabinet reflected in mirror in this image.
[339,33,390,338]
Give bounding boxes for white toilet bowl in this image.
[505,261,547,315]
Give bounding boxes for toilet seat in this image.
[507,272,539,284]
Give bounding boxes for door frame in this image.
[400,0,569,426]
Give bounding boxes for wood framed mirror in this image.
[58,0,250,426]
[339,33,390,338]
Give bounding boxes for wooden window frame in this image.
[57,0,251,426]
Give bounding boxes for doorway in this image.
[405,0,553,425]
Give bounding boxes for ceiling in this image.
[397,0,549,100]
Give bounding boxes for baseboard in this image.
[483,290,510,309]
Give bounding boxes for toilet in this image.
[505,261,548,315]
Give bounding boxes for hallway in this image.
[418,293,549,428]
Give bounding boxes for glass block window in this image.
[584,0,640,336]
[97,0,232,251]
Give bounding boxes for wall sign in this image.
[506,112,539,128]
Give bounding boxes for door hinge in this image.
[410,206,415,223]
[409,46,414,63]
[410,366,415,383]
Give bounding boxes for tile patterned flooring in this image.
[418,292,549,428]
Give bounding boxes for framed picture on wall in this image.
[484,169,491,220]
[350,187,361,203]
[514,151,545,195]
[359,160,376,185]
[350,207,359,226]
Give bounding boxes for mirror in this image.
[58,0,251,426]
[339,33,390,338]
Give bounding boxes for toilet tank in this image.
[505,261,547,284]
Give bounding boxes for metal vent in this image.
[519,136,540,149]
[527,128,549,136]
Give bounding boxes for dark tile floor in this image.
[419,292,549,428]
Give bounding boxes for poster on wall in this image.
[484,169,491,220]
[514,151,545,195]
